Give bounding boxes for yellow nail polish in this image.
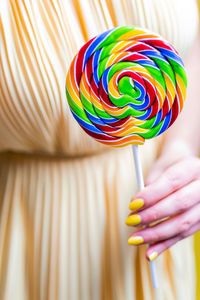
[129,198,144,211]
[148,251,158,261]
[125,214,141,226]
[128,236,144,245]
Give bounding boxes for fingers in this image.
[146,141,196,185]
[126,155,200,260]
[128,202,200,246]
[146,221,200,261]
[128,180,200,227]
[147,236,180,261]
[129,157,200,212]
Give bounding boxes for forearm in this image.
[161,33,200,156]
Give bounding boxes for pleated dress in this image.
[0,1,199,299]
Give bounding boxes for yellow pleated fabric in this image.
[0,1,199,300]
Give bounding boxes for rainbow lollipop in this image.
[65,26,187,288]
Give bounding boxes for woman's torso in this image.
[0,0,199,157]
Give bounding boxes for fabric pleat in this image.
[0,146,196,300]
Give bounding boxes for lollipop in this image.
[65,26,187,288]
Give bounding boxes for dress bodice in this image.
[0,0,199,156]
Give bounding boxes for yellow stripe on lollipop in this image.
[104,125,148,138]
[79,72,91,101]
[120,29,157,41]
[108,72,121,98]
[66,73,82,107]
[102,103,129,117]
[163,74,176,107]
[176,74,187,110]
[176,74,186,100]
[105,52,130,68]
[111,40,137,53]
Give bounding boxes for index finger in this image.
[129,157,199,211]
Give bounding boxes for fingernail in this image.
[148,251,158,261]
[128,236,144,245]
[129,198,144,211]
[125,214,141,226]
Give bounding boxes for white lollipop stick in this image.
[132,145,158,289]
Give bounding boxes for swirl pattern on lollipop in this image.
[66,26,187,147]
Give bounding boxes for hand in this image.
[125,147,200,261]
